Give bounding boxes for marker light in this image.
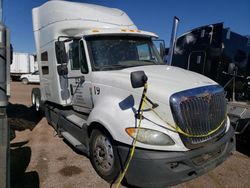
[92,29,99,32]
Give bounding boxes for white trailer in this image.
[31,1,235,187]
[29,54,38,73]
[10,52,38,80]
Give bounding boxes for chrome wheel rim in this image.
[35,96,40,112]
[93,134,114,173]
[32,94,36,106]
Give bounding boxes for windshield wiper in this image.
[97,64,129,71]
[138,60,157,64]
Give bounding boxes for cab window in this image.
[79,41,88,74]
[69,40,80,70]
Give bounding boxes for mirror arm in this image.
[145,96,159,108]
[135,84,148,119]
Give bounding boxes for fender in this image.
[87,95,136,145]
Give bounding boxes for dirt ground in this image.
[9,82,250,188]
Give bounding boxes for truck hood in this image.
[20,74,31,78]
[92,65,217,105]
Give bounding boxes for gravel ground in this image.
[9,82,250,188]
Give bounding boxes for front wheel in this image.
[22,78,29,85]
[89,129,121,182]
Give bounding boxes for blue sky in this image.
[3,0,250,54]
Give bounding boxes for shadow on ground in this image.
[8,103,42,187]
[7,103,43,132]
[232,119,250,157]
[236,140,250,157]
[10,145,40,188]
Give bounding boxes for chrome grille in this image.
[170,85,227,149]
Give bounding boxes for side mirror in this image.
[160,43,165,59]
[153,39,165,59]
[57,64,68,76]
[55,41,67,64]
[164,48,169,63]
[130,71,148,88]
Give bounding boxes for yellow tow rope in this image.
[143,99,227,138]
[114,84,227,187]
[114,83,148,188]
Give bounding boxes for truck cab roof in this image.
[32,0,157,50]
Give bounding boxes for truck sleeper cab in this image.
[32,1,235,188]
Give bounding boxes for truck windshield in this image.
[86,36,164,71]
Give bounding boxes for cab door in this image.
[68,39,93,113]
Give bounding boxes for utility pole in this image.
[0,0,11,187]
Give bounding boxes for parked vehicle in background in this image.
[171,22,250,143]
[10,52,38,80]
[20,70,40,84]
[31,1,235,187]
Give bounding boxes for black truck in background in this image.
[171,23,250,143]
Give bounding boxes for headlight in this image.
[125,127,175,146]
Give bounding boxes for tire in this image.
[35,95,40,112]
[31,93,36,106]
[31,88,43,115]
[89,129,120,182]
[22,78,29,85]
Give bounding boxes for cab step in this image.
[61,131,81,146]
[65,114,87,128]
[61,131,88,154]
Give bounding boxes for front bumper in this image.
[117,126,235,188]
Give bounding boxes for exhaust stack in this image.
[168,16,179,65]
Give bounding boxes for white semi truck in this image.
[31,1,235,187]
